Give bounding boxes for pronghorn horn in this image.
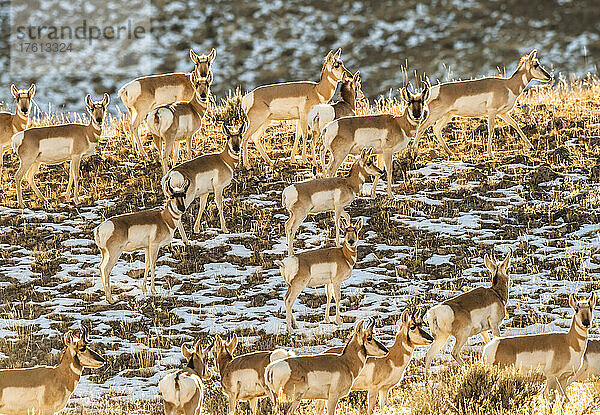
[81,326,90,343]
[366,317,375,330]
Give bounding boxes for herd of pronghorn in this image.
[0,46,598,415]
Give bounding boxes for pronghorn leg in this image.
[378,387,391,408]
[186,135,193,160]
[148,244,160,295]
[557,376,570,406]
[214,187,228,233]
[326,396,340,415]
[227,395,236,415]
[15,156,34,207]
[315,400,326,415]
[27,162,47,205]
[324,283,333,323]
[432,114,454,157]
[299,113,310,164]
[184,391,202,415]
[486,112,497,156]
[451,330,469,365]
[252,132,273,167]
[480,330,492,344]
[412,110,437,152]
[326,145,350,177]
[70,156,82,205]
[193,193,210,233]
[284,284,303,333]
[334,208,342,246]
[64,161,74,198]
[172,140,180,166]
[291,120,301,162]
[163,401,176,415]
[99,246,121,304]
[367,389,378,415]
[130,110,148,158]
[285,208,307,256]
[242,108,270,168]
[162,139,175,175]
[425,332,450,377]
[383,151,394,197]
[333,282,342,326]
[498,113,533,151]
[249,398,258,415]
[141,248,150,293]
[177,221,190,245]
[370,154,383,198]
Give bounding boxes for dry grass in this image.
[1,79,600,414]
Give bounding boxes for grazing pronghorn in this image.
[241,49,350,168]
[0,327,104,415]
[322,84,429,197]
[307,70,363,163]
[425,253,511,375]
[264,319,388,415]
[275,217,363,334]
[118,48,216,156]
[12,93,109,207]
[212,334,294,415]
[483,293,596,406]
[161,122,244,244]
[0,84,35,171]
[159,339,212,415]
[572,339,600,384]
[94,176,190,303]
[316,309,433,414]
[282,148,382,254]
[146,72,213,174]
[413,50,552,157]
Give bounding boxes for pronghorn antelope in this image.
[0,84,35,171]
[282,148,382,255]
[159,339,213,415]
[0,327,104,415]
[161,122,244,244]
[146,71,213,174]
[94,176,190,303]
[264,319,388,415]
[572,339,600,383]
[118,48,216,156]
[212,334,294,415]
[12,93,109,207]
[322,84,430,197]
[317,309,433,415]
[425,253,511,375]
[307,70,363,163]
[275,217,363,334]
[483,293,596,405]
[241,49,350,168]
[413,50,552,157]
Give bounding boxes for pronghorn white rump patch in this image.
[322,120,339,146]
[166,170,187,189]
[282,185,299,210]
[354,128,387,147]
[482,338,500,364]
[11,131,24,152]
[1,385,46,410]
[427,304,454,335]
[279,256,300,284]
[147,107,174,136]
[94,221,115,247]
[427,84,441,102]
[265,360,292,394]
[308,105,335,132]
[159,371,199,405]
[241,91,254,113]
[119,80,142,107]
[270,349,295,362]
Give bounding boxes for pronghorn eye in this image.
[79,346,87,352]
[410,325,416,330]
[366,336,373,341]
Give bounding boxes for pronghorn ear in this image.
[182,343,193,359]
[400,86,411,103]
[360,148,368,159]
[334,48,342,59]
[102,93,110,106]
[189,49,200,64]
[207,71,214,85]
[194,339,203,353]
[354,217,363,232]
[28,84,36,97]
[484,254,496,273]
[499,253,511,274]
[400,309,410,325]
[222,123,232,137]
[354,320,365,336]
[338,216,349,231]
[239,119,248,136]
[569,293,577,310]
[10,84,18,98]
[324,50,333,62]
[353,70,360,82]
[421,83,430,102]
[85,94,93,109]
[208,48,216,63]
[64,330,74,346]
[227,334,238,354]
[590,292,597,308]
[190,71,198,86]
[529,50,538,60]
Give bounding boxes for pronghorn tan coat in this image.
[0,84,35,171]
[282,148,381,254]
[0,328,104,415]
[322,86,429,196]
[483,293,596,403]
[212,335,294,415]
[264,319,388,415]
[413,50,552,156]
[572,339,600,383]
[161,123,243,243]
[146,72,212,174]
[241,49,350,167]
[94,178,189,303]
[12,94,109,207]
[425,254,511,374]
[276,217,363,334]
[118,49,216,156]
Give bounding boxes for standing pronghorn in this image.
[413,50,552,157]
[322,84,430,197]
[12,93,109,207]
[241,49,350,168]
[264,319,388,415]
[0,327,104,415]
[483,293,596,406]
[94,176,190,303]
[282,148,382,254]
[146,71,213,174]
[425,253,511,375]
[159,339,213,415]
[307,70,363,163]
[275,217,363,334]
[118,48,216,156]
[212,334,294,415]
[0,84,35,171]
[161,122,244,244]
[317,309,433,415]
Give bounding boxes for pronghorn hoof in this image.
[221,227,229,233]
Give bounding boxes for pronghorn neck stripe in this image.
[347,165,366,193]
[222,146,239,168]
[191,94,209,115]
[216,353,233,377]
[342,244,357,266]
[163,202,183,229]
[389,331,413,364]
[316,67,339,102]
[15,109,28,120]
